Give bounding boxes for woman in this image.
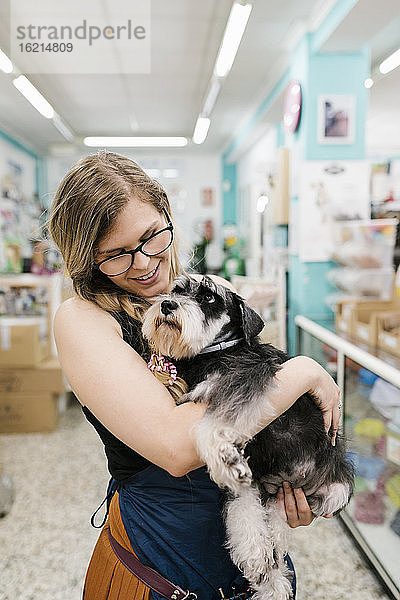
[49,151,340,600]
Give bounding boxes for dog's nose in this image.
[160,300,178,316]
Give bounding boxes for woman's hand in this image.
[277,482,333,527]
[305,357,341,445]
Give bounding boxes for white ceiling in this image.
[0,0,399,157]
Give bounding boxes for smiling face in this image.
[95,197,172,299]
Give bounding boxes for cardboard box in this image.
[335,299,356,335]
[335,298,400,346]
[0,316,50,367]
[0,392,59,433]
[0,357,66,394]
[377,311,400,357]
[352,301,397,346]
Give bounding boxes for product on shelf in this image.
[332,244,387,268]
[359,368,379,386]
[328,219,398,307]
[354,418,385,439]
[390,510,400,537]
[348,450,387,480]
[353,476,369,494]
[331,219,398,267]
[386,422,400,466]
[354,490,386,525]
[370,378,400,425]
[356,455,387,480]
[0,284,48,316]
[327,267,394,300]
[385,474,400,509]
[376,465,399,495]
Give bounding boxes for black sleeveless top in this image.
[82,308,154,481]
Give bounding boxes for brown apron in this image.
[83,491,151,600]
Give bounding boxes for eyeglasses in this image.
[94,217,174,277]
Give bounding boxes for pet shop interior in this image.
[1,0,400,598]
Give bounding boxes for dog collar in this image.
[199,338,243,354]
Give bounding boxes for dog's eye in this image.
[203,293,215,304]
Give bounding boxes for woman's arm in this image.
[54,297,207,477]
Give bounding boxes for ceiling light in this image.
[203,79,221,116]
[52,114,74,142]
[379,48,400,75]
[0,49,13,74]
[214,2,252,78]
[192,117,211,145]
[83,137,188,147]
[13,75,54,119]
[364,78,374,89]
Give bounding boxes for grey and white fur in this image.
[142,275,355,600]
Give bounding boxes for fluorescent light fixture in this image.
[84,137,188,147]
[192,117,211,145]
[163,169,179,178]
[379,48,400,75]
[203,79,221,116]
[214,2,252,78]
[52,114,74,142]
[364,78,374,89]
[13,75,54,119]
[0,49,13,73]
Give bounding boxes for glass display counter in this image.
[296,316,400,600]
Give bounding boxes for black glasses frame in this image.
[93,214,174,277]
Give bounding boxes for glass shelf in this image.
[296,316,400,600]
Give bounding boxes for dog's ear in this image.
[201,275,218,293]
[233,294,265,344]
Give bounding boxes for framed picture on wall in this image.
[317,94,355,144]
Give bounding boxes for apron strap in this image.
[107,526,197,600]
[90,477,120,528]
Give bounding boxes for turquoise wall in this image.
[287,42,369,352]
[222,160,237,225]
[0,128,45,201]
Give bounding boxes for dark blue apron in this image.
[115,464,296,600]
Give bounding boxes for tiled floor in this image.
[0,397,392,600]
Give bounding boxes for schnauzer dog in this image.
[142,275,354,600]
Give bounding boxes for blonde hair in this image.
[47,151,182,320]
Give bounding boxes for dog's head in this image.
[142,275,264,359]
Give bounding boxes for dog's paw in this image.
[174,393,190,406]
[218,443,252,487]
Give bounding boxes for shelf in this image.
[0,272,64,356]
[296,316,400,600]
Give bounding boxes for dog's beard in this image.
[148,318,187,357]
[154,316,182,333]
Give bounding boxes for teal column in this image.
[274,123,289,248]
[286,34,370,354]
[36,156,49,208]
[222,159,237,225]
